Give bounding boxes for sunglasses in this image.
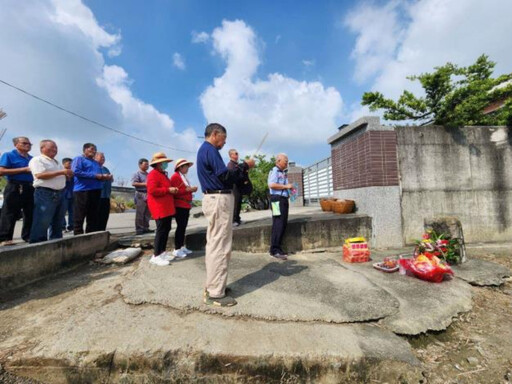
[20,141,32,145]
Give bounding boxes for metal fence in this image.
[303,157,333,205]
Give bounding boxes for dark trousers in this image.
[62,197,74,230]
[98,198,110,231]
[0,182,34,242]
[174,207,190,249]
[233,185,242,224]
[135,192,151,233]
[73,189,101,235]
[270,195,289,255]
[154,215,173,256]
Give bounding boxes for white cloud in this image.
[302,60,315,67]
[51,0,121,53]
[200,20,343,158]
[172,52,186,70]
[346,0,512,121]
[275,35,281,44]
[191,31,209,44]
[0,0,199,184]
[344,0,404,84]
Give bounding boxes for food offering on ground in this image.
[373,257,399,272]
[399,252,454,283]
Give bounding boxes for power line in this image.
[0,79,195,154]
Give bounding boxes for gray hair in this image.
[39,139,56,149]
[228,148,238,156]
[275,153,288,162]
[12,136,29,145]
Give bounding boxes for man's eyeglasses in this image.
[20,142,32,146]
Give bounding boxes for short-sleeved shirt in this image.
[268,166,289,197]
[100,166,112,199]
[72,155,102,192]
[131,170,148,192]
[29,155,65,190]
[197,141,230,192]
[0,149,33,182]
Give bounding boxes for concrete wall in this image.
[334,187,402,248]
[0,232,110,292]
[111,186,135,202]
[397,125,512,243]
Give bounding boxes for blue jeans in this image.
[62,197,74,230]
[29,187,66,243]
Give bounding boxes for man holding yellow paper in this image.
[267,153,293,260]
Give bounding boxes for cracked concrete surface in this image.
[1,243,510,383]
[121,252,399,323]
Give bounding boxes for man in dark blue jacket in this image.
[71,143,109,235]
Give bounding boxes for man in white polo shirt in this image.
[29,140,73,243]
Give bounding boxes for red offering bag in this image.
[398,257,454,283]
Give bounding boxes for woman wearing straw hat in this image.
[147,152,178,266]
[170,158,198,258]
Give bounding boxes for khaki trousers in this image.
[202,193,234,298]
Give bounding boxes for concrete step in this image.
[120,212,372,253]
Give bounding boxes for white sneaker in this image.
[181,246,193,255]
[172,249,187,259]
[149,255,170,266]
[160,252,176,262]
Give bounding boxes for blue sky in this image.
[1,0,511,186]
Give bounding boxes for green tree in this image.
[362,54,512,127]
[245,154,275,210]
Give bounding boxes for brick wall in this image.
[331,130,399,190]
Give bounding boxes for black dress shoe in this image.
[143,229,155,233]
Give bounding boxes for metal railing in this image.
[303,157,333,205]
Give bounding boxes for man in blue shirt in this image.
[71,143,108,235]
[0,136,34,244]
[94,151,113,231]
[268,153,293,260]
[197,123,255,307]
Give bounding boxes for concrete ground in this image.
[3,207,511,383]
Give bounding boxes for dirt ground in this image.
[0,247,511,384]
[409,249,512,384]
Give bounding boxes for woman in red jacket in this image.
[147,152,178,266]
[170,158,198,258]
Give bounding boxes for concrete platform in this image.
[0,251,422,384]
[119,211,372,253]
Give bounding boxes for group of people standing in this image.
[1,125,294,310]
[0,137,113,245]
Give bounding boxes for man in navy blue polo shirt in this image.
[0,136,34,245]
[197,123,255,307]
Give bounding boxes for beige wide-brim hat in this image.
[174,158,194,171]
[150,152,173,166]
